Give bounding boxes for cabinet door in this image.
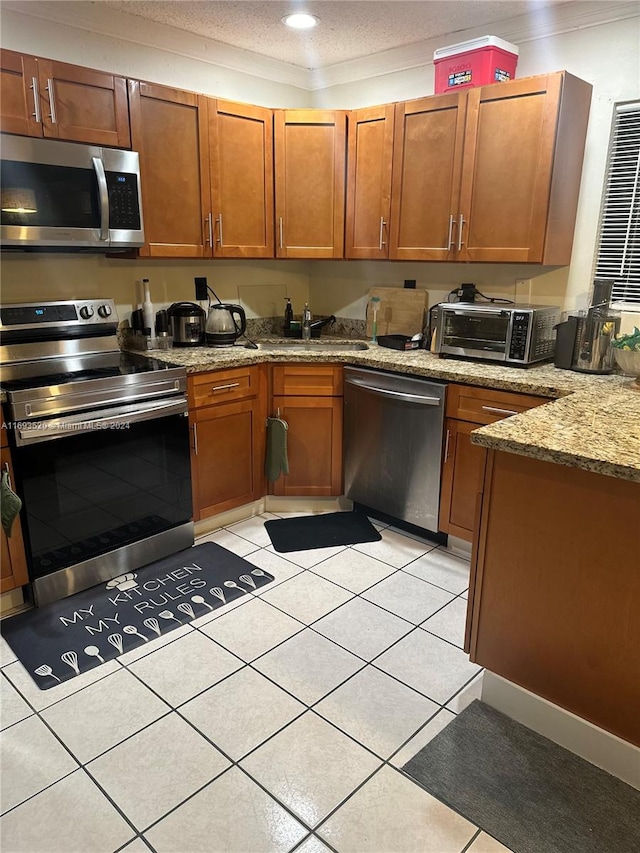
[190,398,265,519]
[271,396,343,496]
[37,59,130,147]
[274,110,347,258]
[439,419,488,541]
[345,105,394,259]
[458,72,591,263]
[209,99,274,258]
[0,447,29,594]
[389,93,467,261]
[129,81,210,258]
[0,50,42,137]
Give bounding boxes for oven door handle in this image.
[15,397,188,446]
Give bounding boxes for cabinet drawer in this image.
[188,366,260,408]
[272,364,343,397]
[446,384,549,424]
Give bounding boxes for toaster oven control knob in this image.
[97,304,112,318]
[79,305,94,320]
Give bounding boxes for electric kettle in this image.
[205,303,247,347]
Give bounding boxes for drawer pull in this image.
[481,405,518,417]
[191,423,198,456]
[212,382,241,393]
[444,428,451,462]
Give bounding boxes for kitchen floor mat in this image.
[1,542,273,690]
[264,511,381,553]
[402,700,640,853]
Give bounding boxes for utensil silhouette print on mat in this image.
[84,645,104,663]
[61,651,80,675]
[251,569,266,578]
[239,573,256,589]
[108,633,124,655]
[143,617,162,637]
[191,594,213,611]
[223,580,245,594]
[34,664,61,683]
[177,602,196,620]
[209,587,226,604]
[158,609,181,625]
[123,625,148,642]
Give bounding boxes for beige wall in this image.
[1,5,639,329]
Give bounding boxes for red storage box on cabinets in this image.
[434,36,519,94]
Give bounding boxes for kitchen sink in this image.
[254,341,369,351]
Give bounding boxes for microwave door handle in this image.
[92,156,110,242]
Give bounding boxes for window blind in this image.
[594,101,640,305]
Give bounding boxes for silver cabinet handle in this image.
[91,157,109,242]
[192,422,198,456]
[212,382,240,392]
[205,213,213,247]
[279,216,284,250]
[30,76,41,122]
[481,405,518,417]
[3,462,13,490]
[447,214,454,249]
[457,213,466,251]
[217,213,223,246]
[45,78,57,123]
[379,217,386,250]
[444,428,451,462]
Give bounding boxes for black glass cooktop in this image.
[2,352,182,393]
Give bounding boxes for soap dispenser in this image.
[284,298,293,331]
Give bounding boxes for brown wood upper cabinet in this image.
[209,100,274,258]
[348,72,591,264]
[129,83,274,259]
[345,105,395,259]
[1,49,130,147]
[274,110,347,258]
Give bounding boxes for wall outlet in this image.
[194,277,208,301]
[515,278,532,302]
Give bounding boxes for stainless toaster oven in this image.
[434,303,561,365]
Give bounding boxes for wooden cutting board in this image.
[366,287,429,338]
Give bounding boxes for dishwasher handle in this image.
[345,377,442,406]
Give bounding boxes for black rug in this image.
[403,700,640,853]
[1,543,274,690]
[264,511,381,553]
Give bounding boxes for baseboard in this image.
[265,495,350,513]
[443,534,472,560]
[0,586,27,617]
[194,499,266,537]
[481,671,640,790]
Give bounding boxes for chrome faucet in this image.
[302,303,312,340]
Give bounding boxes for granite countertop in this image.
[142,338,640,483]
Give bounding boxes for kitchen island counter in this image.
[135,341,638,482]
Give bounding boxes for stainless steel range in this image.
[0,299,193,605]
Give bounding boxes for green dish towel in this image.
[265,417,289,482]
[1,469,22,538]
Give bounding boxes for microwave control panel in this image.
[106,172,141,230]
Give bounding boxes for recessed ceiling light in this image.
[282,13,319,30]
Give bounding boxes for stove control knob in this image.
[79,305,94,320]
[97,304,112,318]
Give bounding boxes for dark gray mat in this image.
[264,510,381,553]
[2,543,274,689]
[402,700,640,853]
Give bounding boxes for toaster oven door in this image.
[438,308,511,361]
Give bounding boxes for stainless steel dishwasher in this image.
[343,367,446,532]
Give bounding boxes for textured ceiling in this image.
[103,1,567,69]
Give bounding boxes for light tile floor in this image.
[0,512,514,853]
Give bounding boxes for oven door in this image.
[11,398,193,604]
[437,307,512,362]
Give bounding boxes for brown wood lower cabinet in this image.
[0,445,29,594]
[467,450,640,747]
[439,384,550,541]
[270,364,343,497]
[188,365,267,519]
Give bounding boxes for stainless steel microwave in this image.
[0,134,144,251]
[434,303,561,365]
